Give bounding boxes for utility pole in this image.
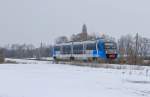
[135,33,138,65]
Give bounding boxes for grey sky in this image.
[0,0,150,46]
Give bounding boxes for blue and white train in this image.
[53,38,117,61]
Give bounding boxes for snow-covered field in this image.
[0,58,150,97]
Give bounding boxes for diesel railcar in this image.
[53,38,117,61]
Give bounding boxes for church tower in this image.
[82,24,87,33]
[81,24,88,40]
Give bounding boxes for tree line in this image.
[117,33,150,65]
[0,43,53,62]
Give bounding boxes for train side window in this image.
[73,44,83,54]
[73,44,83,50]
[62,45,71,54]
[86,43,96,50]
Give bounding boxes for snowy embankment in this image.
[0,58,150,97]
[5,58,51,64]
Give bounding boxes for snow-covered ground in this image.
[0,58,150,97]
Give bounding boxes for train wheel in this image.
[53,57,58,63]
[70,57,74,61]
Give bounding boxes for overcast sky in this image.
[0,0,150,46]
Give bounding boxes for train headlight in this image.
[105,50,108,53]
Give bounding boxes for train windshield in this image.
[104,42,116,49]
[54,46,61,51]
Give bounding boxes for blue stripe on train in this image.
[93,50,106,59]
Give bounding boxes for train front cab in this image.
[97,40,117,60]
[104,41,117,59]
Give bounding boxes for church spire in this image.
[82,24,87,33]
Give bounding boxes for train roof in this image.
[54,38,106,46]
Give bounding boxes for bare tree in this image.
[71,32,88,41]
[55,36,69,44]
[0,48,4,63]
[135,34,150,65]
[118,34,134,64]
[71,24,89,41]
